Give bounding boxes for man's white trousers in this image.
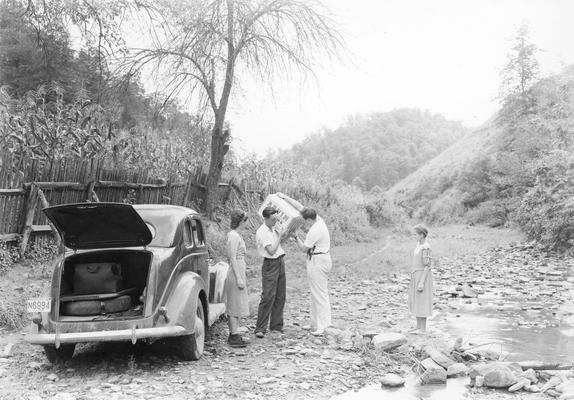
[306,253,332,331]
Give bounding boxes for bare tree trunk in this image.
[205,126,230,218]
[205,0,235,219]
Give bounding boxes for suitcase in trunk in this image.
[61,295,133,316]
[73,262,123,294]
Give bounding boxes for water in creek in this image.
[331,291,574,400]
[330,376,469,400]
[436,300,574,363]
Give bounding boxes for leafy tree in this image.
[514,150,574,251]
[128,0,345,217]
[498,23,540,114]
[0,0,75,97]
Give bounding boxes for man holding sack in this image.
[294,207,332,336]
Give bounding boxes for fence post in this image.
[37,187,62,251]
[19,184,39,257]
[183,173,192,207]
[86,180,100,202]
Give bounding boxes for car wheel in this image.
[43,343,76,363]
[178,299,205,361]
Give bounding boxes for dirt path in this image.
[0,225,570,400]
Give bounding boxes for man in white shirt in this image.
[294,207,332,336]
[254,207,290,338]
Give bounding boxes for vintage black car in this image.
[27,203,228,363]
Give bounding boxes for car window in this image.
[136,209,179,247]
[183,220,193,246]
[145,223,156,239]
[191,219,205,247]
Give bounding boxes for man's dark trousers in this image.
[255,255,286,333]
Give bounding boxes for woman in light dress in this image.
[408,224,433,333]
[223,210,250,347]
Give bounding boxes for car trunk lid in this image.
[44,203,152,250]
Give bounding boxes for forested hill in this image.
[274,109,470,190]
[387,64,574,251]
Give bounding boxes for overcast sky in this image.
[223,0,574,156]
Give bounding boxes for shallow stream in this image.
[332,287,574,400]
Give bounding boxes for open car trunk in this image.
[58,250,152,321]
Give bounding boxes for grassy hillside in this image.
[386,118,502,223]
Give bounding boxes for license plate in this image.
[26,298,51,313]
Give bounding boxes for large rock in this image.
[541,376,563,392]
[372,333,407,351]
[469,362,521,380]
[324,327,343,340]
[524,384,541,393]
[421,368,447,385]
[483,366,518,388]
[380,373,405,387]
[520,368,538,384]
[447,363,469,378]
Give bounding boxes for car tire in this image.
[177,299,205,361]
[44,343,76,363]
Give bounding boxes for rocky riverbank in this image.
[0,226,572,400]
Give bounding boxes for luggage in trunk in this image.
[59,251,151,318]
[73,262,124,294]
[61,294,133,316]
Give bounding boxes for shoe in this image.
[237,326,249,334]
[310,330,324,336]
[270,329,284,334]
[255,331,265,338]
[228,334,248,348]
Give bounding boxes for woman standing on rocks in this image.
[223,210,250,347]
[409,224,433,333]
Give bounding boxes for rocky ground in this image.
[0,225,572,400]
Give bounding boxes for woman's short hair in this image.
[300,207,317,220]
[414,224,428,237]
[230,210,247,229]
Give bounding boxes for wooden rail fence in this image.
[0,152,265,255]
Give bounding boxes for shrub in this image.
[23,240,59,276]
[364,191,405,228]
[466,199,511,227]
[0,241,19,275]
[0,299,24,330]
[514,150,574,251]
[416,188,466,224]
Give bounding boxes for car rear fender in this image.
[163,272,207,332]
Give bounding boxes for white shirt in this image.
[256,223,285,259]
[304,216,330,253]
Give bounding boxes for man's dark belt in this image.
[307,246,329,260]
[264,254,285,261]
